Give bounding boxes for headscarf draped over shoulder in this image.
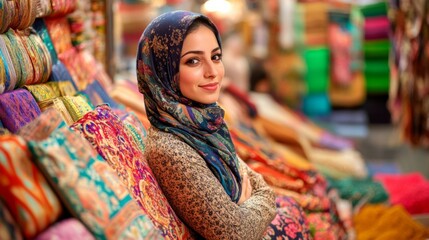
[136,10,242,203]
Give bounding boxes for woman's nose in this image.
[203,61,217,79]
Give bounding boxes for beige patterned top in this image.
[145,127,276,240]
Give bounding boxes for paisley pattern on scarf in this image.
[70,105,192,239]
[28,125,162,240]
[0,135,62,239]
[0,89,41,133]
[136,10,242,202]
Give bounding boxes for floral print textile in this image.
[263,196,312,240]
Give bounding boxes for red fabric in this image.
[374,173,429,214]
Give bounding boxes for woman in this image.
[137,10,310,239]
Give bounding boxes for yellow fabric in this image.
[24,84,59,102]
[354,204,429,240]
[52,98,74,125]
[59,95,94,122]
[46,82,62,96]
[58,81,76,96]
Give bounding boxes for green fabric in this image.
[302,48,329,93]
[364,59,390,75]
[360,1,387,17]
[303,47,330,72]
[363,40,390,59]
[328,177,389,207]
[365,73,390,92]
[306,71,329,93]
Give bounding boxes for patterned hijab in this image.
[136,11,242,203]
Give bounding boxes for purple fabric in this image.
[0,89,41,133]
[319,132,353,150]
[35,219,95,240]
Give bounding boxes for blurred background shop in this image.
[113,0,429,175]
[0,0,428,239]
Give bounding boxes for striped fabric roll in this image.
[0,37,17,93]
[8,0,36,30]
[0,0,13,33]
[5,29,34,88]
[32,18,58,63]
[0,33,20,91]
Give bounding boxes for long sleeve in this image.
[145,128,276,240]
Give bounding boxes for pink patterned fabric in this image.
[17,108,63,141]
[0,89,41,133]
[70,105,192,239]
[263,196,311,239]
[375,173,429,214]
[306,212,346,240]
[35,219,94,240]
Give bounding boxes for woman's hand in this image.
[237,172,252,205]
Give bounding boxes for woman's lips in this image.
[200,82,219,91]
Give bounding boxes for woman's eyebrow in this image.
[181,47,221,58]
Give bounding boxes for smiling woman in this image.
[136,10,310,240]
[179,22,224,104]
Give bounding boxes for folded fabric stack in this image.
[297,1,331,117]
[360,1,390,93]
[0,1,171,239]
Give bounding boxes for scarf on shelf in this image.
[136,10,242,203]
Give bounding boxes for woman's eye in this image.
[185,58,199,65]
[212,53,222,61]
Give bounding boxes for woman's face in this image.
[179,25,224,104]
